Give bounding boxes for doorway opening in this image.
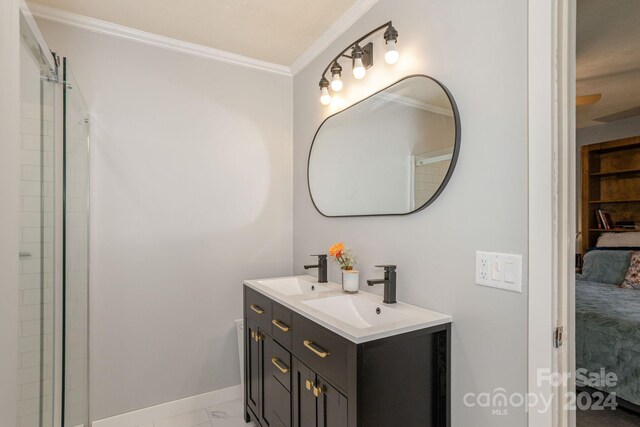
[573,1,640,425]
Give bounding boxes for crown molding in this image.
[376,92,454,116]
[27,0,380,77]
[27,3,292,77]
[290,0,380,75]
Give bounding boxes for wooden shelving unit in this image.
[590,168,640,177]
[588,199,640,204]
[581,136,640,255]
[588,229,637,233]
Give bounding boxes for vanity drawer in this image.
[268,339,291,391]
[292,313,348,392]
[244,287,272,331]
[271,303,292,350]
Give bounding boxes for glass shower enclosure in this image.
[18,7,90,427]
[18,11,56,427]
[62,58,90,427]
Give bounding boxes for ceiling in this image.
[577,0,640,128]
[28,0,359,66]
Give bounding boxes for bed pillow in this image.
[597,232,640,247]
[577,250,632,285]
[620,252,640,290]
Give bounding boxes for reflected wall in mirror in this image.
[308,75,461,217]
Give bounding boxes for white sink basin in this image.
[302,295,413,329]
[245,275,452,343]
[257,277,330,296]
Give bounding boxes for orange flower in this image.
[328,242,344,258]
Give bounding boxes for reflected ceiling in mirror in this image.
[308,75,461,217]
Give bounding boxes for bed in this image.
[576,249,640,406]
[576,279,640,405]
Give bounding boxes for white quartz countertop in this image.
[243,275,452,344]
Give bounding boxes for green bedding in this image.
[576,279,640,405]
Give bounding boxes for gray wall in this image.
[37,20,294,420]
[35,0,531,424]
[292,0,528,425]
[0,0,21,424]
[577,116,640,147]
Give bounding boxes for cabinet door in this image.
[246,319,261,416]
[261,333,276,426]
[293,360,317,427]
[265,370,291,427]
[267,338,292,427]
[262,331,293,427]
[317,377,348,427]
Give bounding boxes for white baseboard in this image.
[92,384,242,427]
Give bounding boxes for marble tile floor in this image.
[133,394,640,427]
[138,399,255,427]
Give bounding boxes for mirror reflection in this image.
[308,75,460,216]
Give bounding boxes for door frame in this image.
[528,0,576,426]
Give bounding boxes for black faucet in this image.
[304,254,328,283]
[367,265,397,304]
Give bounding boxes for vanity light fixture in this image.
[318,21,399,105]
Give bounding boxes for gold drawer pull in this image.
[272,319,290,332]
[250,304,264,314]
[303,340,329,358]
[271,357,289,374]
[313,385,324,397]
[305,380,313,391]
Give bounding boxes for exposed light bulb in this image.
[353,58,366,79]
[330,61,343,92]
[383,24,400,65]
[318,77,331,105]
[351,44,366,79]
[385,41,399,64]
[320,86,332,105]
[331,74,343,92]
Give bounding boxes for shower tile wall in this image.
[414,156,450,207]
[18,99,55,427]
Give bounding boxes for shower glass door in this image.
[18,14,57,427]
[63,59,90,427]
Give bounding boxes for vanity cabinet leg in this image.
[437,323,451,427]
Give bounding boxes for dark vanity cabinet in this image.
[243,286,451,427]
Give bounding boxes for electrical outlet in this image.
[479,258,489,280]
[475,251,522,293]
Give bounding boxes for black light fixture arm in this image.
[320,21,393,78]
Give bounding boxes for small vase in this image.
[341,269,359,294]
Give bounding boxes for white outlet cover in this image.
[475,251,522,293]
